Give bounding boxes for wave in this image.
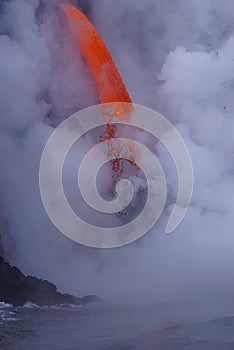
[19,301,85,310]
[0,301,17,324]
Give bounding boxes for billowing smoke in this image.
[1,0,234,303]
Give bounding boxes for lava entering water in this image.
[60,3,138,177]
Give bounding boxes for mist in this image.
[1,0,234,304]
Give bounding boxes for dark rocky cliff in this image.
[0,236,100,307]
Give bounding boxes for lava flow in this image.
[60,2,138,177]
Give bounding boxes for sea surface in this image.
[1,300,234,349]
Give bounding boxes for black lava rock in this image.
[0,256,80,306]
[0,256,102,307]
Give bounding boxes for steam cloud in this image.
[1,0,234,303]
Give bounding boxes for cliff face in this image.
[0,233,5,259]
[0,236,100,307]
[0,256,79,306]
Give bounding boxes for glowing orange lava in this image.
[60,3,137,177]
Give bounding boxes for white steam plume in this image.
[1,0,234,303]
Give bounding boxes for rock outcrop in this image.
[0,256,101,306]
[0,235,101,307]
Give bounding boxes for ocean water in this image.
[1,301,234,349]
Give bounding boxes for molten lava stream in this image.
[60,2,137,177]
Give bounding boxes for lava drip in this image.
[60,3,137,177]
